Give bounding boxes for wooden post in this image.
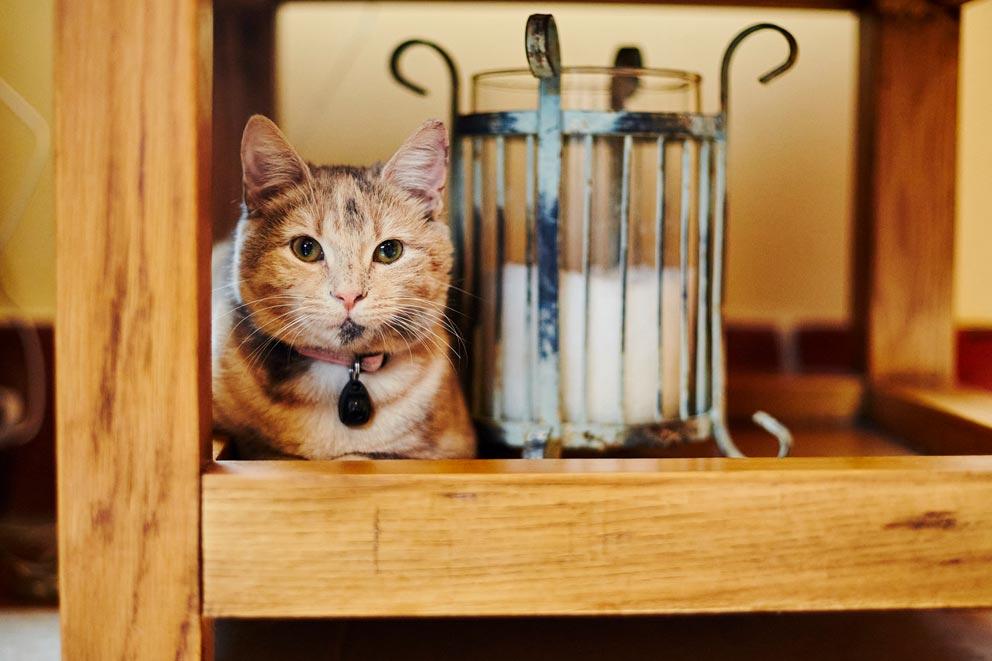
[55,1,212,658]
[854,0,960,385]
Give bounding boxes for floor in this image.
[0,608,59,661]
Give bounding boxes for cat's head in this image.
[233,115,453,359]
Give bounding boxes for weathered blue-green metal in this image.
[390,15,798,459]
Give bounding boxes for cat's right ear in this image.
[241,115,312,210]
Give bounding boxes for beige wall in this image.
[277,0,992,327]
[277,3,859,326]
[956,0,992,326]
[0,0,988,325]
[0,0,54,321]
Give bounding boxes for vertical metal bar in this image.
[678,140,692,420]
[493,136,507,419]
[654,137,666,420]
[711,140,726,403]
[533,75,563,454]
[709,137,746,456]
[449,135,466,303]
[525,134,537,421]
[617,135,633,420]
[470,137,484,416]
[695,140,711,414]
[524,13,562,458]
[580,134,593,423]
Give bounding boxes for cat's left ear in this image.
[381,120,448,219]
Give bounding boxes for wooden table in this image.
[54,0,989,659]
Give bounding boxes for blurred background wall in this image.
[0,0,989,327]
[276,3,859,326]
[957,0,992,328]
[272,1,992,328]
[0,0,54,322]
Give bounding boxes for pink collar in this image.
[295,348,386,373]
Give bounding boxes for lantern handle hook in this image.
[526,14,562,79]
[720,23,798,117]
[389,39,460,129]
[713,411,793,458]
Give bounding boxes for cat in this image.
[212,115,475,459]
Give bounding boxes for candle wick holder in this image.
[391,14,797,459]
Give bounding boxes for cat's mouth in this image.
[338,319,365,344]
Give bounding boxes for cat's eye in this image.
[373,239,404,264]
[291,236,324,262]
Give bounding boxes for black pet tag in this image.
[338,359,373,427]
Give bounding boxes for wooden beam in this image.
[868,384,992,455]
[204,456,992,617]
[854,3,960,383]
[55,0,211,658]
[212,3,276,243]
[215,0,865,9]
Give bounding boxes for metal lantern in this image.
[391,15,797,459]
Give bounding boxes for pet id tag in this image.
[338,359,373,427]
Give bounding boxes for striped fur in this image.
[212,116,475,459]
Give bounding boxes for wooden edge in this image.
[203,456,992,617]
[208,454,992,477]
[727,372,864,425]
[215,0,864,9]
[867,384,992,455]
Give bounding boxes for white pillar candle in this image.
[499,263,690,425]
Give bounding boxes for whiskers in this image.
[221,291,325,375]
[371,296,466,371]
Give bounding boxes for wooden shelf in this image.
[869,383,992,455]
[727,372,864,426]
[204,384,992,618]
[204,449,992,618]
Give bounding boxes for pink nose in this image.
[333,289,365,312]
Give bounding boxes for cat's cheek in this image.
[425,220,453,244]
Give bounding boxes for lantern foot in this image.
[713,411,792,458]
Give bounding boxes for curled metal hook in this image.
[389,39,460,127]
[719,23,798,116]
[525,14,562,79]
[713,411,792,458]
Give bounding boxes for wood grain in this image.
[868,384,992,455]
[55,0,211,658]
[215,0,864,9]
[204,455,992,617]
[855,8,959,383]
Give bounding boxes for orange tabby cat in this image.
[212,115,475,459]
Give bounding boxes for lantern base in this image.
[476,414,713,458]
[476,410,791,459]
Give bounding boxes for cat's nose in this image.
[333,289,366,312]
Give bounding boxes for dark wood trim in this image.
[212,3,277,243]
